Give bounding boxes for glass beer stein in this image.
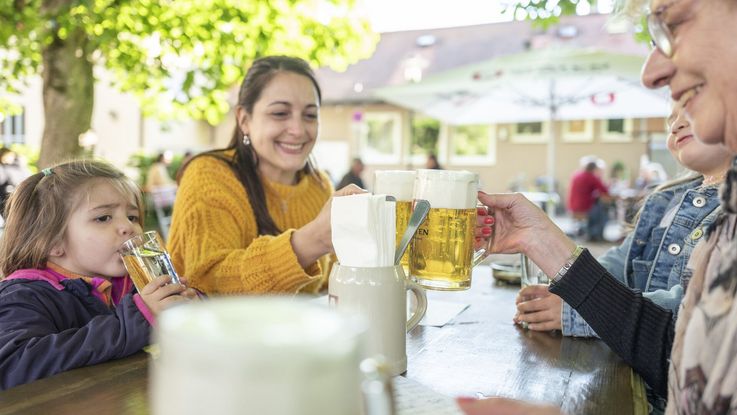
[409,169,489,290]
[374,170,416,274]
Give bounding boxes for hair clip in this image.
[42,168,53,177]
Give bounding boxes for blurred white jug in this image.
[329,264,427,376]
[152,297,389,415]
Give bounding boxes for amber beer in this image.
[374,170,416,272]
[410,170,484,290]
[120,231,181,292]
[394,200,413,267]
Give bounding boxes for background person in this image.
[168,56,363,296]
[425,153,442,169]
[337,157,365,189]
[0,148,30,217]
[567,157,610,241]
[145,151,177,192]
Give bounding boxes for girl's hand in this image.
[139,275,191,315]
[514,285,562,331]
[177,277,202,300]
[457,397,561,415]
[292,184,366,267]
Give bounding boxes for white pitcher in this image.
[329,264,428,376]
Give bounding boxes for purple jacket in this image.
[0,269,151,390]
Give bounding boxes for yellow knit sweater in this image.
[167,151,333,295]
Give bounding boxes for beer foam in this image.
[159,298,362,350]
[414,169,479,209]
[374,170,416,201]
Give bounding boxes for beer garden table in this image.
[0,264,647,415]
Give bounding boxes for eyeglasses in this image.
[647,0,681,57]
[647,0,702,58]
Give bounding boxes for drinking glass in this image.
[409,169,489,290]
[120,230,181,292]
[520,253,549,287]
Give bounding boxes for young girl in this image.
[515,102,733,336]
[0,160,195,390]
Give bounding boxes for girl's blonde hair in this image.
[0,159,143,277]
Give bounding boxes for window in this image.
[358,112,402,164]
[562,119,593,142]
[511,121,548,143]
[600,118,633,142]
[409,116,440,165]
[449,124,496,166]
[517,122,542,134]
[0,109,25,145]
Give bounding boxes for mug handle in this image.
[472,203,492,267]
[406,282,427,332]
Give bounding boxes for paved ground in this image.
[486,215,620,271]
[551,215,621,258]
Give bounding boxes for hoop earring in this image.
[243,134,251,146]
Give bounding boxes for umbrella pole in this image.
[546,80,557,217]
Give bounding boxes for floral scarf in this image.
[667,158,737,414]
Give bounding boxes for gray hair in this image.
[615,0,649,20]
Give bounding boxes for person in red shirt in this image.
[567,160,610,242]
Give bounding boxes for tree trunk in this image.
[38,25,93,168]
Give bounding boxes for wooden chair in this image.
[147,186,177,241]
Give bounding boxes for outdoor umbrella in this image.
[374,48,670,211]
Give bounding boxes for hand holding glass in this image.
[120,230,181,292]
[520,254,549,287]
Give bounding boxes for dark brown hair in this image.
[180,56,323,235]
[0,159,144,277]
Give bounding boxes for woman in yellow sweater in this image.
[168,56,362,295]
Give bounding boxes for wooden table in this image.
[0,266,647,415]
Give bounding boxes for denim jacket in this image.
[562,177,722,337]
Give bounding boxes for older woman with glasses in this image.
[458,0,737,414]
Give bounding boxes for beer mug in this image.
[373,170,416,273]
[152,298,395,415]
[410,169,488,290]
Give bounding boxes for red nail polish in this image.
[484,216,493,224]
[482,227,492,236]
[477,207,487,216]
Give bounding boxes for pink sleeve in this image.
[133,294,156,326]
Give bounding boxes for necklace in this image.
[702,172,727,187]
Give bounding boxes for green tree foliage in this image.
[508,0,649,41]
[507,0,582,28]
[410,116,439,157]
[0,0,378,166]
